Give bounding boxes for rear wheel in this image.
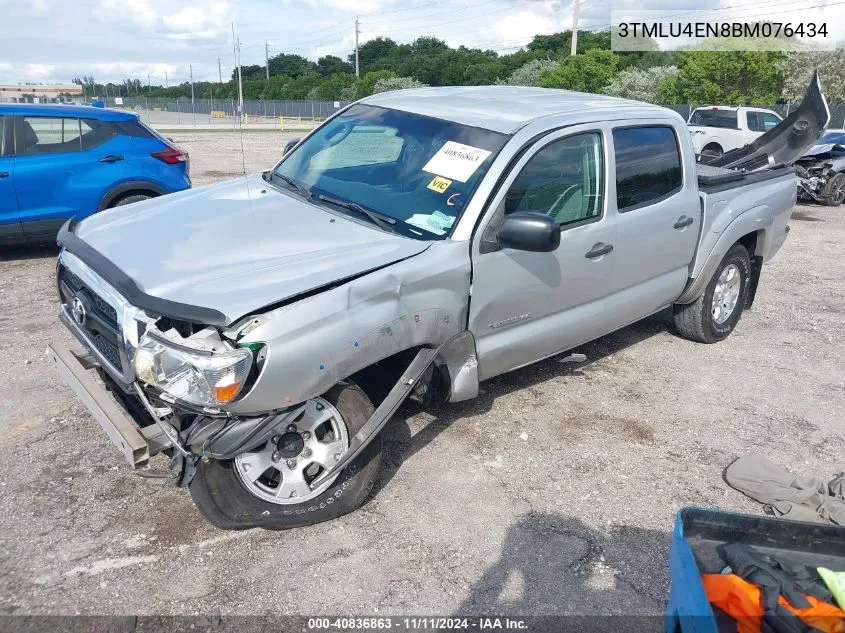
[108,193,153,208]
[673,244,751,343]
[701,144,723,158]
[189,382,382,529]
[822,172,845,206]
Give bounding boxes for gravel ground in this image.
[1,132,843,618]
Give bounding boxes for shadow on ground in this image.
[455,512,670,620]
[0,243,59,262]
[374,310,673,498]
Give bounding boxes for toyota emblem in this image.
[71,296,87,327]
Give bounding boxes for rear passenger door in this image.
[0,114,23,242]
[14,116,128,239]
[604,124,700,328]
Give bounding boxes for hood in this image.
[801,143,845,159]
[72,174,430,324]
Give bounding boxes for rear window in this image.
[746,111,781,132]
[613,126,683,211]
[19,117,82,154]
[689,109,738,129]
[80,118,119,150]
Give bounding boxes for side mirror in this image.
[497,212,560,252]
[283,137,301,156]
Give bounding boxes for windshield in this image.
[818,131,845,145]
[689,108,738,129]
[273,104,509,240]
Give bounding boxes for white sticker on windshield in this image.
[405,211,455,236]
[422,141,492,183]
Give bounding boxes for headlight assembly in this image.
[134,330,252,407]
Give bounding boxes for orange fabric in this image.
[702,574,845,633]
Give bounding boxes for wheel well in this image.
[736,231,759,257]
[109,189,159,207]
[348,346,447,408]
[736,231,764,309]
[348,348,422,407]
[702,142,723,153]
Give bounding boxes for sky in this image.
[0,0,841,85]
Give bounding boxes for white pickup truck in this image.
[688,106,782,157]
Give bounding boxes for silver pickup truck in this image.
[50,76,829,529]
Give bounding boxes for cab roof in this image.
[0,103,138,121]
[362,86,668,134]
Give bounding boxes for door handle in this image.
[99,155,124,163]
[585,243,613,259]
[674,216,694,229]
[0,171,8,178]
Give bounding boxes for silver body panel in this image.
[56,87,798,418]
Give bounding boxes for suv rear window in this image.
[689,109,738,129]
[613,126,683,211]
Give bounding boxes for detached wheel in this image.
[822,172,845,206]
[673,244,751,343]
[190,382,381,529]
[109,193,152,208]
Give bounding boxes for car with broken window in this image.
[49,75,829,529]
[795,129,845,206]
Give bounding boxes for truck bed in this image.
[697,163,795,194]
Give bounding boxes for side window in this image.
[309,125,404,170]
[761,113,781,131]
[746,112,762,132]
[505,132,604,227]
[19,117,82,155]
[80,119,118,150]
[613,126,683,212]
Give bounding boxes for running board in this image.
[308,347,438,490]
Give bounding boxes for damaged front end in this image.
[52,240,478,492]
[795,145,845,205]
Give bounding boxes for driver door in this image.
[468,125,617,381]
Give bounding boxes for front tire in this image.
[190,382,382,529]
[822,172,845,206]
[673,244,751,343]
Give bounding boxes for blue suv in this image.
[0,103,190,244]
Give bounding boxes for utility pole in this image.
[570,0,580,56]
[265,41,270,79]
[218,57,223,84]
[232,22,244,122]
[355,16,360,78]
[190,64,196,126]
[165,70,168,88]
[147,72,151,92]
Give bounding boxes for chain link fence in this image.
[99,97,347,128]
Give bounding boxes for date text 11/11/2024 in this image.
[307,617,529,630]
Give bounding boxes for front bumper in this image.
[48,342,170,470]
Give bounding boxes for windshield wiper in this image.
[316,194,397,233]
[272,172,312,199]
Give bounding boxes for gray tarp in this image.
[725,455,845,524]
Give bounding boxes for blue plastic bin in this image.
[665,507,845,633]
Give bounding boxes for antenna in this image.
[232,22,247,176]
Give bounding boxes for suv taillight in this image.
[151,147,188,165]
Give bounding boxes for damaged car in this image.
[795,129,845,206]
[50,75,829,529]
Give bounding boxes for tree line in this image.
[72,30,845,106]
